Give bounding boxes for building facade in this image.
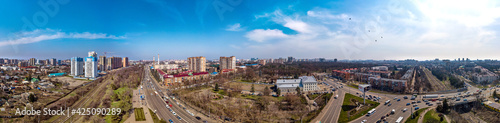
[220,56,236,70]
[276,76,319,95]
[49,58,57,66]
[28,58,36,66]
[99,56,106,71]
[88,51,97,57]
[368,77,407,92]
[85,57,98,78]
[122,57,129,67]
[106,57,122,70]
[188,56,206,72]
[71,57,84,76]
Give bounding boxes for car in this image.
[428,103,434,106]
[403,96,408,99]
[168,109,172,112]
[415,107,420,110]
[440,95,444,97]
[381,116,386,120]
[412,101,416,104]
[361,119,367,123]
[402,108,407,112]
[406,103,411,106]
[373,99,377,101]
[172,112,177,115]
[413,104,418,107]
[388,103,392,106]
[464,99,467,101]
[394,97,398,100]
[426,102,430,105]
[397,99,401,101]
[417,101,421,103]
[177,116,182,120]
[195,116,201,120]
[169,119,174,123]
[423,100,428,102]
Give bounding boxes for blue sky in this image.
[1,0,500,60]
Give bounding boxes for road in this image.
[143,65,203,123]
[314,76,490,123]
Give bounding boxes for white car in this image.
[172,112,177,115]
[402,108,407,112]
[361,119,367,123]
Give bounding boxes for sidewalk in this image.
[124,89,153,123]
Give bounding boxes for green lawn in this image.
[134,108,146,121]
[405,107,430,123]
[241,94,259,100]
[148,108,167,123]
[212,89,227,96]
[307,93,321,100]
[338,93,380,123]
[423,109,447,123]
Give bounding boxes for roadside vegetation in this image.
[134,108,146,121]
[423,109,447,123]
[338,93,380,123]
[405,107,429,123]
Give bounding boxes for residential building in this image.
[85,57,98,78]
[122,57,129,67]
[71,57,84,76]
[18,62,28,67]
[473,66,499,84]
[276,76,319,95]
[258,59,266,65]
[99,56,106,71]
[368,77,407,92]
[106,57,122,70]
[28,58,36,66]
[220,56,236,70]
[162,71,210,86]
[188,56,206,72]
[49,58,57,66]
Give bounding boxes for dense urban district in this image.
[2,54,500,123]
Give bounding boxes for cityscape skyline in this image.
[1,0,500,60]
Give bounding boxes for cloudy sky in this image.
[0,0,500,60]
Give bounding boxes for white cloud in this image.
[225,23,244,31]
[0,29,125,47]
[238,0,500,60]
[245,29,289,42]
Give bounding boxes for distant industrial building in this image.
[220,56,236,70]
[71,57,84,76]
[372,66,389,71]
[85,57,98,78]
[276,76,319,95]
[188,56,206,72]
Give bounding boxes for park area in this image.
[338,93,380,123]
[423,109,447,123]
[134,108,146,121]
[405,107,429,123]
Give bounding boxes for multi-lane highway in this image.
[314,76,495,123]
[142,65,205,123]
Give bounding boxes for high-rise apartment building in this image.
[29,58,36,66]
[99,56,106,71]
[85,57,98,78]
[18,62,28,67]
[188,56,206,72]
[220,56,236,70]
[88,51,97,57]
[122,57,129,67]
[71,57,84,76]
[49,58,57,66]
[106,56,122,70]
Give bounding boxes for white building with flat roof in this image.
[85,57,98,78]
[71,57,84,76]
[276,76,319,95]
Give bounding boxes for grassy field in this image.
[405,107,430,123]
[307,93,321,100]
[227,82,274,92]
[134,108,146,121]
[423,109,447,123]
[338,93,380,123]
[148,108,166,123]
